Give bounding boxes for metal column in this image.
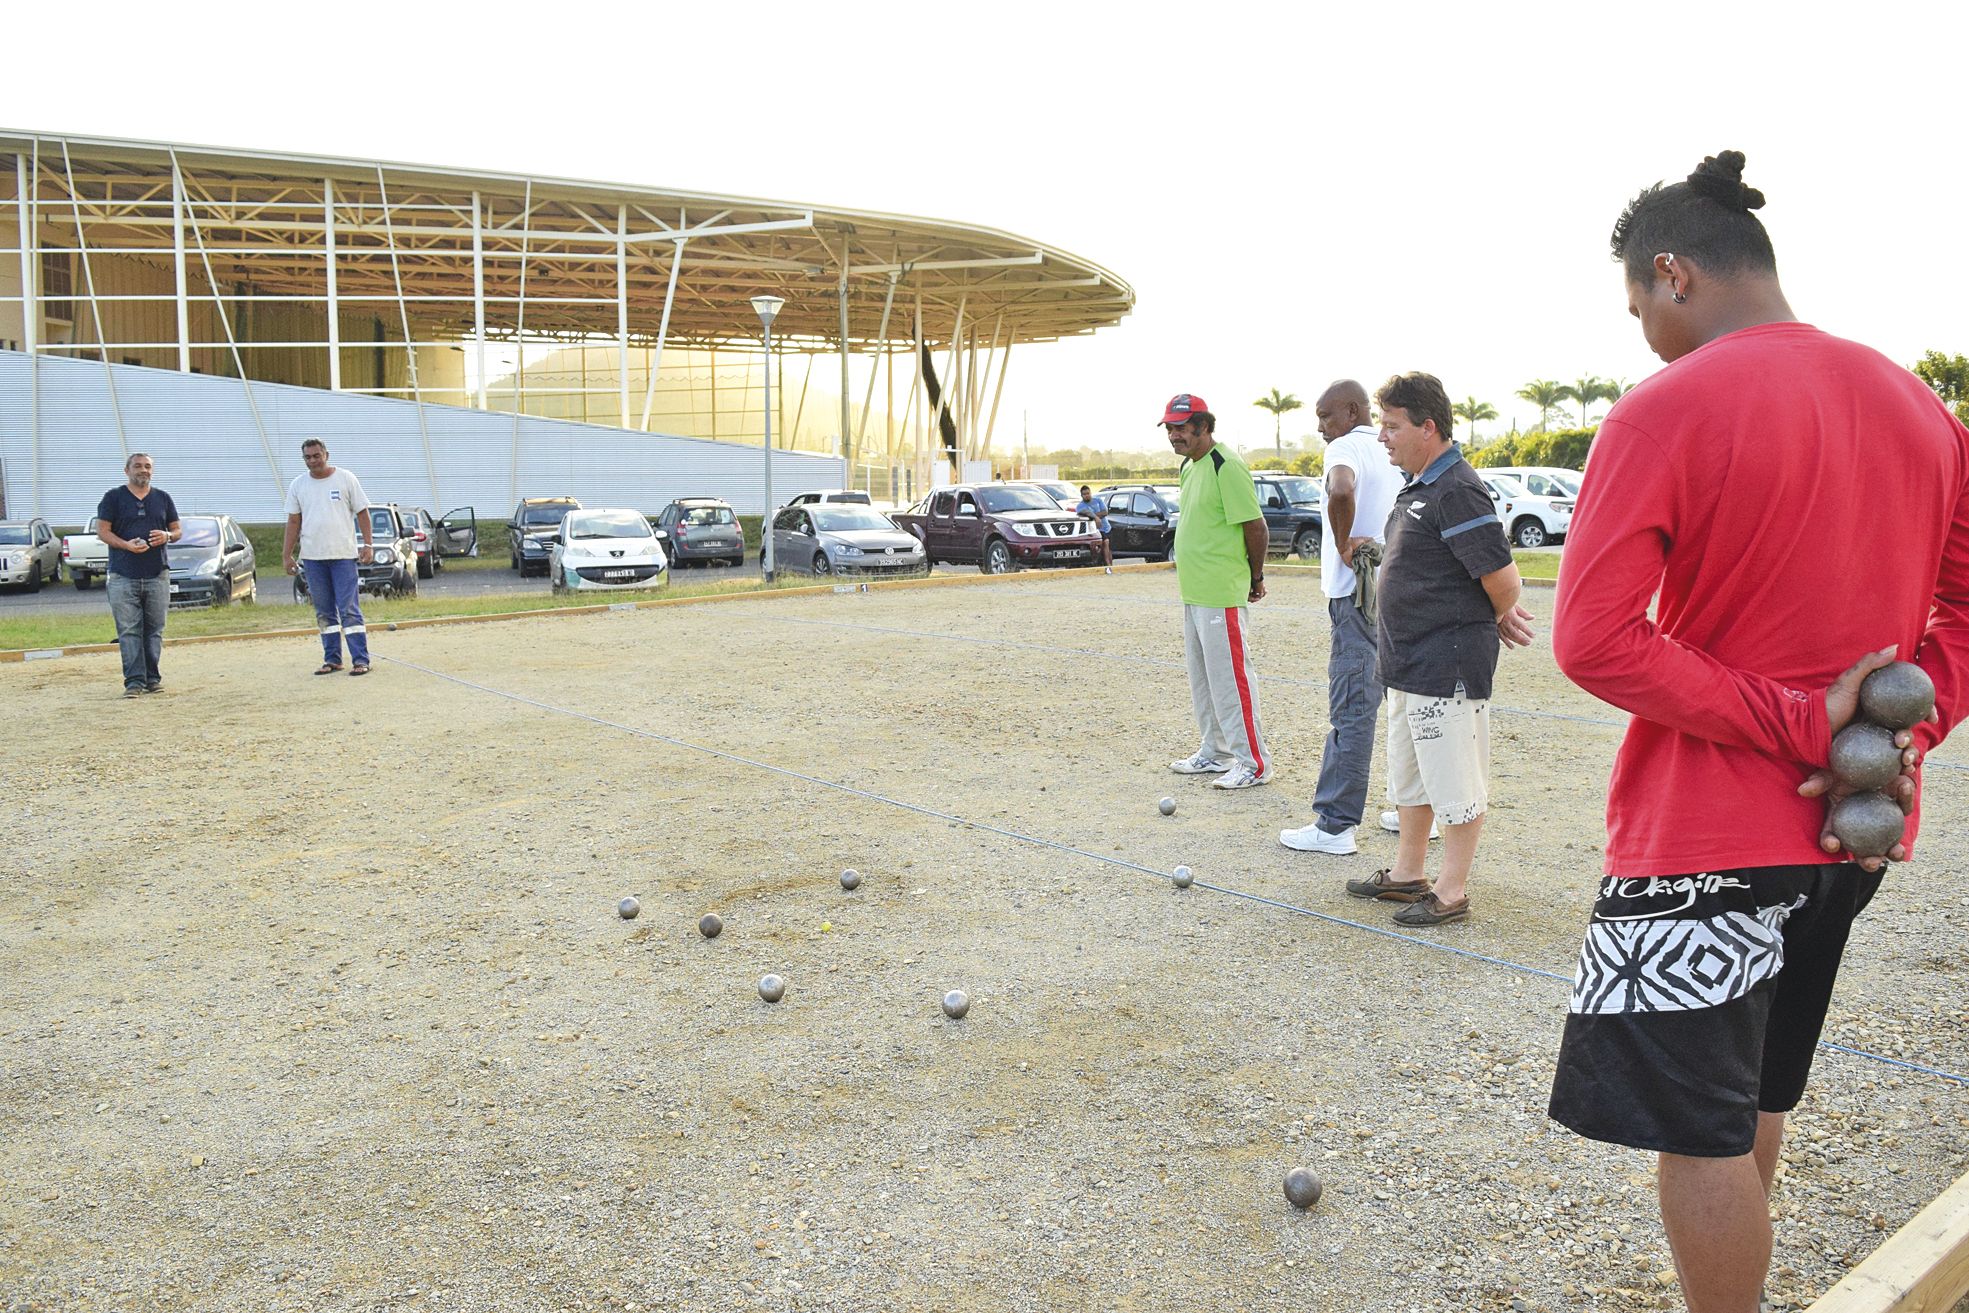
[616,205,629,430]
[838,261,850,482]
[324,178,340,390]
[472,191,486,409]
[171,161,189,372]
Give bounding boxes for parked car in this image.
[1094,484,1181,560]
[1483,466,1582,500]
[653,498,744,567]
[1005,480,1083,513]
[62,519,108,588]
[1476,471,1573,547]
[509,497,582,576]
[0,518,61,591]
[165,514,257,607]
[1253,475,1325,559]
[402,506,480,578]
[781,489,873,511]
[770,504,927,578]
[549,508,669,593]
[889,483,1103,573]
[291,504,419,603]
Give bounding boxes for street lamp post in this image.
[751,295,785,580]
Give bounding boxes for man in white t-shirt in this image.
[1280,380,1405,854]
[282,437,376,676]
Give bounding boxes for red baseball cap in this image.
[1159,393,1209,425]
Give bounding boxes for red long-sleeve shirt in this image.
[1553,322,1969,877]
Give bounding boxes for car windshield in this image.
[523,504,575,526]
[977,486,1060,513]
[1550,472,1582,496]
[366,509,398,536]
[813,508,896,533]
[0,526,31,545]
[178,519,221,547]
[570,511,653,539]
[1275,477,1324,505]
[680,506,735,526]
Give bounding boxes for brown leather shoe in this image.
[1393,892,1469,926]
[1344,869,1432,902]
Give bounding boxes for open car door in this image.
[437,507,478,558]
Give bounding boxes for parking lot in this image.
[3,570,1964,1312]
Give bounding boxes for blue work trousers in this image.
[1310,594,1385,831]
[302,558,370,666]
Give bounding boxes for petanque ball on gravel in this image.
[1829,791,1905,859]
[698,912,724,939]
[1159,797,1176,816]
[1283,1167,1324,1209]
[758,974,786,1004]
[616,896,641,920]
[941,989,970,1020]
[1859,661,1934,730]
[840,868,862,891]
[1172,865,1194,889]
[1829,723,1903,792]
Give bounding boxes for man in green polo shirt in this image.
[1161,392,1273,790]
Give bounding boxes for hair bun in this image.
[1687,150,1766,211]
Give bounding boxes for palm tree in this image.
[1558,375,1619,427]
[1453,397,1498,444]
[1253,389,1303,460]
[1516,379,1567,432]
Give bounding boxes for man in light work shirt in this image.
[1161,393,1272,791]
[96,452,182,697]
[1280,379,1405,855]
[282,437,375,676]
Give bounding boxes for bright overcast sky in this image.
[9,1,1967,452]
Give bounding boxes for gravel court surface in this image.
[2,571,1966,1312]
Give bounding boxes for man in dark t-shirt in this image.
[1343,373,1532,926]
[96,452,182,697]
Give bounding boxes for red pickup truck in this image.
[891,483,1103,574]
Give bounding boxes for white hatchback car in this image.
[1477,471,1573,548]
[549,508,669,593]
[1484,466,1582,500]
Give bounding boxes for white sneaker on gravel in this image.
[1278,822,1357,854]
[1381,809,1440,839]
[1170,751,1232,775]
[1212,764,1273,790]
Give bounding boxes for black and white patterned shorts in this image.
[1547,864,1881,1158]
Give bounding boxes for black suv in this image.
[1094,484,1181,561]
[1253,475,1325,559]
[509,497,582,576]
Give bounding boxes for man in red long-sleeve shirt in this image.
[1547,151,1969,1313]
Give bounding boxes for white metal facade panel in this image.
[0,350,845,523]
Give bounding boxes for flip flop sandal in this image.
[1345,869,1432,902]
[349,665,371,676]
[314,664,343,675]
[1393,893,1470,926]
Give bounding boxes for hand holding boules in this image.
[1801,649,1929,869]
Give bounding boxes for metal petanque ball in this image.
[1172,865,1194,889]
[698,912,724,939]
[758,973,786,1004]
[941,989,970,1020]
[1859,661,1934,730]
[1283,1167,1324,1210]
[1158,796,1176,817]
[840,868,863,891]
[616,896,641,920]
[1829,723,1902,792]
[1829,792,1904,860]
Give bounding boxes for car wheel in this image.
[982,539,1013,575]
[27,562,41,592]
[216,577,233,606]
[812,551,831,576]
[417,553,433,580]
[551,567,566,595]
[1513,518,1547,549]
[400,568,417,598]
[1293,529,1320,560]
[74,573,88,590]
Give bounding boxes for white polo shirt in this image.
[1320,424,1402,598]
[285,468,372,560]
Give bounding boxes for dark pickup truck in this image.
[891,483,1104,574]
[1253,474,1325,560]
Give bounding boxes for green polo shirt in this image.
[1174,444,1264,607]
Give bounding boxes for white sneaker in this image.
[1170,751,1232,775]
[1381,809,1440,840]
[1212,764,1273,790]
[1278,822,1357,854]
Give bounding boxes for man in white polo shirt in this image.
[282,437,375,676]
[1279,379,1405,855]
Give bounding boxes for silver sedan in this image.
[771,505,927,578]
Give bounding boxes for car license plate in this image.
[604,569,636,579]
[1059,549,1088,559]
[168,585,183,595]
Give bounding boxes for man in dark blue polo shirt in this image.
[1342,373,1534,925]
[96,452,182,697]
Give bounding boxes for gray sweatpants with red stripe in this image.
[1182,603,1269,775]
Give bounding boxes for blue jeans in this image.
[106,573,169,690]
[301,558,369,666]
[1310,594,1385,831]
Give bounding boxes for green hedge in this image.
[1467,427,1596,471]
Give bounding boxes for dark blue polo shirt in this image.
[1376,446,1514,699]
[97,485,180,580]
